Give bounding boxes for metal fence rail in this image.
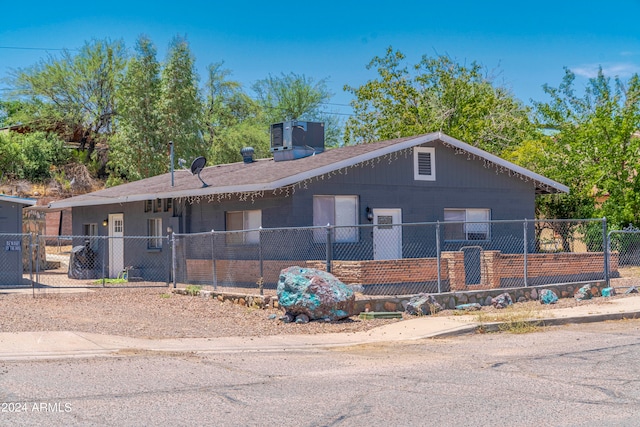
[0,218,622,295]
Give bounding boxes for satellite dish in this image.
[190,156,206,175]
[190,156,210,188]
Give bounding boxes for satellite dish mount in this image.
[190,156,210,188]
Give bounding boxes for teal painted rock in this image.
[491,292,513,309]
[277,266,355,321]
[406,293,442,315]
[575,285,592,301]
[540,289,558,304]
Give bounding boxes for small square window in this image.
[164,198,173,212]
[144,200,152,213]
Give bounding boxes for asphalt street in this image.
[2,320,640,427]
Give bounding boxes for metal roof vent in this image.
[240,146,255,163]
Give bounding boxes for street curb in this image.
[428,310,640,338]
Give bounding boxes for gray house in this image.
[0,195,36,285]
[48,131,568,280]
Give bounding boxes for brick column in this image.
[442,251,466,291]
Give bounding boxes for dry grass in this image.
[474,306,543,334]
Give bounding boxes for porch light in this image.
[102,218,108,227]
[366,207,374,222]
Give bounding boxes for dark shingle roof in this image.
[49,132,568,209]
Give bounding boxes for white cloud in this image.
[571,63,640,79]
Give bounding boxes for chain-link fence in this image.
[172,218,611,296]
[1,218,622,295]
[0,234,171,289]
[609,226,640,271]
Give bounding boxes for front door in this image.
[373,208,402,260]
[108,213,124,278]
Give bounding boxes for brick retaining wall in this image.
[185,251,616,292]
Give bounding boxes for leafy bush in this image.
[0,131,69,181]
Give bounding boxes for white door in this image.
[373,208,402,260]
[108,213,124,278]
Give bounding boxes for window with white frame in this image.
[444,209,491,241]
[226,210,262,244]
[148,218,163,249]
[313,195,358,243]
[413,146,435,181]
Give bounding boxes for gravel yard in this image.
[0,281,637,339]
[0,287,401,339]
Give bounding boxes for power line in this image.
[0,46,78,51]
[321,102,353,107]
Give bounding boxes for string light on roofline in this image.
[175,145,546,204]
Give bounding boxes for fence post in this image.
[29,234,34,297]
[325,225,333,273]
[102,236,106,287]
[258,227,264,295]
[172,233,177,289]
[523,219,528,287]
[603,217,610,287]
[34,234,40,287]
[436,221,442,293]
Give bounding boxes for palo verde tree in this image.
[107,36,165,185]
[7,39,127,155]
[532,67,640,229]
[344,47,535,154]
[202,62,269,164]
[252,72,342,147]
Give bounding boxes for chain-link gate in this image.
[0,234,172,290]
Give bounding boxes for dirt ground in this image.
[0,287,400,339]
[1,279,637,339]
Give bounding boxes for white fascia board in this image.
[0,195,37,205]
[47,182,280,209]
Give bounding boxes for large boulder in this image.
[406,293,442,315]
[491,292,513,309]
[277,266,355,321]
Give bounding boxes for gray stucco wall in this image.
[179,140,536,260]
[72,202,176,281]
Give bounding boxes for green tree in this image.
[202,62,269,164]
[7,39,126,154]
[0,100,28,127]
[160,36,205,163]
[344,47,535,154]
[533,68,640,227]
[107,36,165,184]
[252,72,342,147]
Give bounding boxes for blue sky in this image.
[2,0,639,118]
